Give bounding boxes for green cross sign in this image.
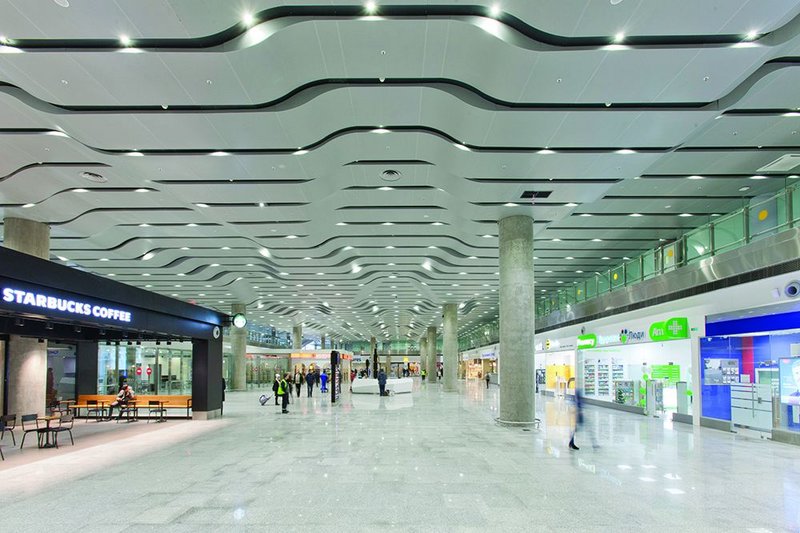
[649,317,689,341]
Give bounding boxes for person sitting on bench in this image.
[107,383,136,420]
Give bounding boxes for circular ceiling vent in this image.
[380,169,402,182]
[80,171,107,183]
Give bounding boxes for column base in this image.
[192,409,222,420]
[495,417,538,427]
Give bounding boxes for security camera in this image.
[785,281,800,298]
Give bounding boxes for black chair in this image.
[0,414,16,446]
[50,414,74,448]
[0,421,5,460]
[117,401,138,423]
[19,414,45,449]
[86,400,106,422]
[147,401,166,423]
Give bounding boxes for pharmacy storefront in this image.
[577,316,694,416]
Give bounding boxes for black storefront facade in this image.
[0,247,227,419]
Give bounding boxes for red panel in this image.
[741,336,755,381]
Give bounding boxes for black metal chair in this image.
[147,401,166,423]
[86,400,106,422]
[0,414,16,446]
[50,414,74,448]
[19,414,45,449]
[117,401,138,423]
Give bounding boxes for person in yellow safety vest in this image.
[421,369,427,381]
[278,373,290,414]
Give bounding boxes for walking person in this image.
[421,369,427,382]
[306,370,315,397]
[320,370,329,393]
[279,373,290,414]
[485,372,490,389]
[221,377,226,416]
[569,390,597,450]
[294,370,302,398]
[272,375,280,405]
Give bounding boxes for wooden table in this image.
[36,414,62,448]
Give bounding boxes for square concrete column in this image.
[230,303,247,390]
[293,324,303,350]
[419,336,428,378]
[427,326,437,383]
[443,303,458,392]
[3,217,50,417]
[497,215,536,425]
[321,334,326,350]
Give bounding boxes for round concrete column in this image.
[3,217,50,417]
[369,336,376,376]
[443,303,458,392]
[427,326,437,383]
[292,324,303,350]
[497,215,536,425]
[320,334,326,350]
[230,303,247,391]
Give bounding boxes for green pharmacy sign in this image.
[576,334,597,349]
[649,317,689,341]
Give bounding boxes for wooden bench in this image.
[74,394,192,419]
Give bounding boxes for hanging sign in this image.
[2,286,132,323]
[649,317,690,341]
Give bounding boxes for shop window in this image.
[97,342,193,395]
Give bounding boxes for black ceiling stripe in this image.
[0,5,769,51]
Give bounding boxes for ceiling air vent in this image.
[380,169,402,182]
[520,191,553,199]
[757,154,800,173]
[80,171,107,183]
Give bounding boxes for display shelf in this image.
[597,363,610,396]
[584,363,596,395]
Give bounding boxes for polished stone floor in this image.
[1,379,798,532]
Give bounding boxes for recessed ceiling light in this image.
[613,31,625,43]
[687,175,704,180]
[623,256,631,260]
[99,258,109,261]
[453,143,471,152]
[134,188,149,193]
[551,238,561,242]
[364,1,377,14]
[565,256,574,260]
[119,35,132,47]
[242,12,255,26]
[21,203,35,208]
[382,222,394,226]
[56,256,68,262]
[750,175,767,180]
[537,149,556,155]
[186,223,198,227]
[286,235,298,239]
[602,256,611,260]
[745,30,758,41]
[504,202,518,207]
[615,149,636,155]
[592,238,603,242]
[579,213,593,217]
[564,202,579,207]
[738,186,750,192]
[293,149,309,155]
[141,252,155,261]
[195,203,209,208]
[629,213,643,217]
[678,213,693,217]
[482,234,493,238]
[372,128,391,134]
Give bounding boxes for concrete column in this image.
[3,217,50,417]
[230,303,247,391]
[320,334,326,350]
[419,336,428,379]
[0,339,5,415]
[293,324,303,350]
[497,215,536,425]
[3,217,50,258]
[427,326,437,383]
[384,351,392,375]
[443,303,458,392]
